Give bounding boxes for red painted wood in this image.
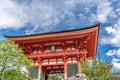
[6,25,99,80]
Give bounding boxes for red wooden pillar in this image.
[77,49,81,73]
[64,58,67,80]
[64,62,67,80]
[78,61,81,73]
[38,64,41,80]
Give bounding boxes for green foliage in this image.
[4,69,32,80]
[29,67,38,78]
[48,75,62,80]
[81,58,112,80]
[0,40,32,80]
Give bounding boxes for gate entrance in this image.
[43,65,64,75]
[6,24,99,80]
[43,65,64,80]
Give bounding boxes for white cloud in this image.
[101,20,120,47]
[23,1,60,32]
[71,0,114,23]
[96,0,113,23]
[106,49,120,57]
[105,27,116,34]
[0,0,27,29]
[0,0,77,33]
[111,58,120,71]
[85,7,90,13]
[106,50,116,56]
[77,0,114,23]
[0,0,117,33]
[78,13,87,20]
[112,62,120,70]
[116,8,120,15]
[106,49,120,71]
[112,58,120,63]
[109,11,118,18]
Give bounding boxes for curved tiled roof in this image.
[5,23,100,38]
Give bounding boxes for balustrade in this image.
[25,49,87,58]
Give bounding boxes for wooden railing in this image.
[25,49,87,58]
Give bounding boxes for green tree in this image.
[48,74,64,80]
[4,69,32,80]
[48,75,62,80]
[0,40,32,80]
[81,58,112,80]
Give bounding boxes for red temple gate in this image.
[5,24,99,80]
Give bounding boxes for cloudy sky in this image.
[0,0,120,72]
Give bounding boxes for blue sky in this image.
[0,0,120,72]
